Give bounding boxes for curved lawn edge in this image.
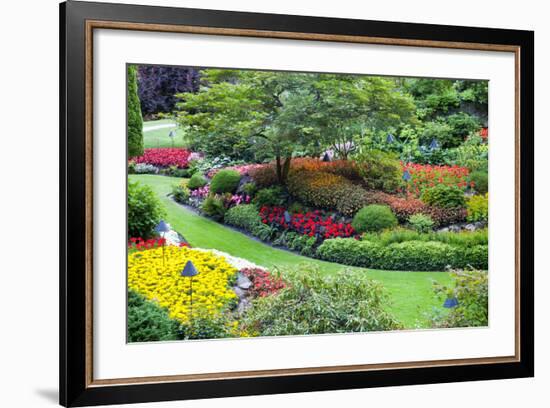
[129,174,452,328]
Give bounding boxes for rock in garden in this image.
[236,273,252,289]
[233,286,247,299]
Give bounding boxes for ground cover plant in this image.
[126,64,489,341]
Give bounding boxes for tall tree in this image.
[137,66,200,117]
[127,65,144,157]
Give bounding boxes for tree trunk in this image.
[275,155,283,184]
[282,156,292,183]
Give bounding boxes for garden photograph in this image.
[126,64,489,342]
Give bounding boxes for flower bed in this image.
[260,206,356,239]
[131,148,192,168]
[401,163,470,196]
[240,268,286,298]
[128,246,238,323]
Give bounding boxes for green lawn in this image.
[143,119,186,148]
[129,174,451,328]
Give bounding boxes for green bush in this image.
[361,228,487,248]
[241,182,257,197]
[316,237,488,271]
[187,173,208,190]
[352,205,397,233]
[253,186,285,208]
[200,196,226,221]
[431,269,488,328]
[408,213,434,233]
[127,65,144,157]
[250,223,279,242]
[171,184,190,204]
[379,241,456,271]
[469,170,488,194]
[241,267,401,336]
[317,238,383,267]
[354,150,402,192]
[177,313,234,340]
[466,194,488,222]
[421,184,466,209]
[224,204,262,231]
[210,169,241,194]
[127,290,179,342]
[128,181,166,238]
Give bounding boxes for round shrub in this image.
[287,170,352,210]
[335,186,370,216]
[187,173,208,190]
[224,204,262,232]
[469,170,489,194]
[253,187,284,208]
[241,267,401,336]
[352,205,397,233]
[200,196,226,221]
[421,184,466,209]
[128,181,165,238]
[408,213,435,233]
[210,169,241,194]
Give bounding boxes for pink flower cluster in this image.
[228,194,251,206]
[190,185,210,198]
[260,207,356,239]
[207,163,267,178]
[131,148,192,168]
[240,268,286,298]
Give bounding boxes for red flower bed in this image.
[260,206,356,239]
[128,237,167,250]
[240,268,286,297]
[131,148,192,168]
[400,162,470,196]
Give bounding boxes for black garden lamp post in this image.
[168,129,175,148]
[155,220,170,267]
[181,260,199,323]
[386,133,395,144]
[402,169,412,182]
[429,138,439,150]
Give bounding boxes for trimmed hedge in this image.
[187,173,208,190]
[316,237,488,271]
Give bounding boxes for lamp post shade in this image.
[443,297,459,308]
[155,220,171,234]
[284,211,291,224]
[402,169,412,182]
[386,133,395,144]
[168,130,175,138]
[429,138,439,150]
[181,260,199,277]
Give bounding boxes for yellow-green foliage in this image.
[466,193,488,222]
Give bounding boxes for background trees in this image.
[127,65,144,157]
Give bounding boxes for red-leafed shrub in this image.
[131,148,192,168]
[240,268,286,297]
[290,158,361,181]
[401,162,470,196]
[260,206,356,239]
[249,165,278,188]
[207,163,267,179]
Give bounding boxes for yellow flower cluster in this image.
[128,246,238,323]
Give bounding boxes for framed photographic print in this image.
[59,0,534,406]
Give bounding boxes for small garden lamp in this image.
[402,169,412,182]
[429,138,439,150]
[155,220,170,266]
[168,129,175,147]
[181,260,199,323]
[386,133,395,144]
[284,211,291,224]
